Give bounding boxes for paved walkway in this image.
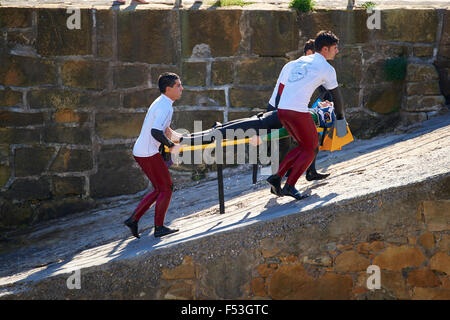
[0,112,449,295]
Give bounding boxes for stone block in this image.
[43,126,91,145]
[372,245,427,271]
[0,128,41,144]
[248,10,298,56]
[335,250,370,272]
[14,146,55,177]
[123,89,161,109]
[256,263,278,278]
[0,111,44,127]
[0,200,33,228]
[251,277,266,297]
[37,9,92,56]
[330,47,362,87]
[89,146,147,198]
[0,165,11,187]
[0,55,57,87]
[438,234,450,251]
[95,10,113,58]
[438,11,450,60]
[302,255,332,267]
[82,93,121,110]
[299,10,369,45]
[429,252,450,275]
[380,270,409,299]
[413,288,450,300]
[362,60,389,85]
[418,200,450,232]
[211,61,234,86]
[0,88,22,107]
[0,145,8,162]
[181,62,206,87]
[406,81,442,96]
[407,269,441,288]
[340,86,360,109]
[419,232,435,249]
[6,29,36,49]
[29,89,85,110]
[50,148,93,173]
[54,109,89,124]
[95,112,145,139]
[61,60,109,90]
[118,10,178,64]
[180,10,241,58]
[163,281,194,300]
[5,177,51,201]
[413,46,434,58]
[171,110,223,133]
[0,8,32,28]
[268,263,353,299]
[364,83,403,114]
[52,176,84,198]
[229,88,273,109]
[175,90,225,107]
[151,66,181,86]
[406,64,439,82]
[346,108,401,139]
[236,58,287,86]
[378,10,438,43]
[34,198,95,223]
[113,65,149,89]
[400,111,428,127]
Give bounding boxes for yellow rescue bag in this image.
[319,125,354,152]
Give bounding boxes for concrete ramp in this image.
[1,114,449,300]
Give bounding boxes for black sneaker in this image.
[281,184,309,201]
[154,225,179,238]
[267,174,282,196]
[124,217,140,239]
[306,170,330,181]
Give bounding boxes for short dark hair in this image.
[314,30,339,52]
[303,39,315,54]
[158,72,180,93]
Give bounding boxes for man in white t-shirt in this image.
[267,30,346,200]
[124,72,183,239]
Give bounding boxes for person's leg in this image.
[131,156,161,221]
[282,112,317,186]
[305,147,330,181]
[125,154,178,238]
[275,110,317,199]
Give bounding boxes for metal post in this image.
[217,164,225,214]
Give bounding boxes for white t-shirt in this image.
[133,94,174,157]
[269,53,338,113]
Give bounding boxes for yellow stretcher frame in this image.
[165,125,353,153]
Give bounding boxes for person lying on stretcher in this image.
[172,99,340,181]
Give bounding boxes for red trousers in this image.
[133,153,173,226]
[277,109,318,186]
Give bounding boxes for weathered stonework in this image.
[0,6,448,231]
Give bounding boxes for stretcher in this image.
[165,124,353,214]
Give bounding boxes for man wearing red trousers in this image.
[266,31,346,200]
[124,72,183,239]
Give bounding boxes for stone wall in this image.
[4,174,450,300]
[0,6,449,229]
